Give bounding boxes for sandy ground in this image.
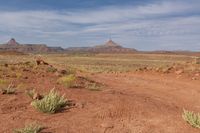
[0,71,200,133]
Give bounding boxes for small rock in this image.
[100,122,114,129]
[55,71,62,77]
[59,70,67,75]
[22,68,30,72]
[33,93,43,100]
[162,68,170,73]
[192,77,197,80]
[155,67,161,72]
[175,70,184,75]
[75,102,85,109]
[23,76,28,79]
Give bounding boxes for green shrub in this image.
[31,89,67,114]
[57,74,76,88]
[14,122,43,133]
[182,109,200,128]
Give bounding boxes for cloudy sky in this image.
[0,0,200,51]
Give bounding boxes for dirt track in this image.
[1,72,200,133]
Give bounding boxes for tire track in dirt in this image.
[88,72,200,133]
[1,72,200,133]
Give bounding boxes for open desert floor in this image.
[0,53,200,133]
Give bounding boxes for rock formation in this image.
[0,38,137,54]
[66,39,137,53]
[0,38,64,53]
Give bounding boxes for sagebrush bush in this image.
[182,109,200,128]
[14,122,43,133]
[31,89,67,114]
[57,74,76,88]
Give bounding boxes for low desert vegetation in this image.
[17,83,27,90]
[65,66,77,75]
[182,109,200,129]
[14,122,44,133]
[87,83,101,91]
[31,89,67,114]
[0,79,7,85]
[26,89,37,99]
[194,57,200,64]
[16,72,23,79]
[57,74,76,88]
[1,83,16,94]
[46,66,57,73]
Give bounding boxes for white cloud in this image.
[0,0,200,50]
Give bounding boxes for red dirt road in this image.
[1,72,200,133]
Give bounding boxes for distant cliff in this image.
[0,38,137,53]
[65,39,137,53]
[0,38,64,53]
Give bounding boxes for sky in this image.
[0,0,200,51]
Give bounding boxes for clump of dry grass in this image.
[0,79,7,85]
[87,83,101,91]
[31,89,67,114]
[16,72,22,79]
[193,57,200,64]
[65,66,77,75]
[1,83,16,94]
[14,122,44,133]
[182,109,200,129]
[46,66,57,73]
[26,89,36,99]
[57,74,76,88]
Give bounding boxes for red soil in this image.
[0,68,200,132]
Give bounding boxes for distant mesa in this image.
[93,39,137,53]
[106,39,120,47]
[1,38,199,55]
[95,39,122,48]
[0,38,137,53]
[0,38,64,53]
[67,39,137,53]
[7,38,20,46]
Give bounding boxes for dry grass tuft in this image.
[14,122,44,133]
[87,83,101,91]
[26,89,36,99]
[57,74,76,88]
[31,89,67,114]
[1,84,16,94]
[182,109,200,129]
[46,66,57,73]
[0,79,7,85]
